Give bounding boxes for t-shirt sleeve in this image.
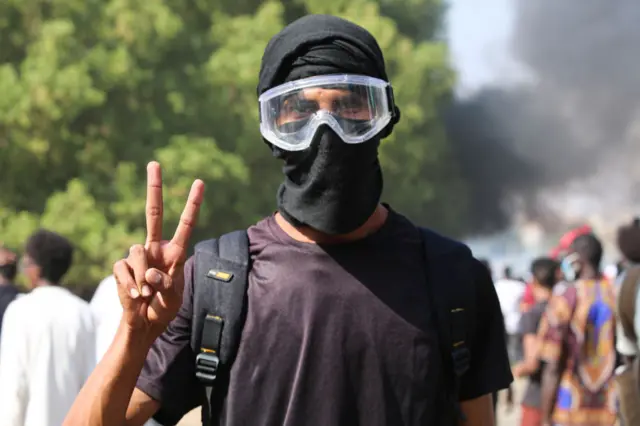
[136,256,204,425]
[538,286,574,363]
[459,258,514,401]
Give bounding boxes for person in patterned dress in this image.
[538,234,617,426]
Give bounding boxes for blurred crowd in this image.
[487,219,640,426]
[1,218,640,426]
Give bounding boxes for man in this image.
[512,257,559,426]
[539,234,617,426]
[0,230,96,426]
[0,245,20,347]
[613,218,640,426]
[64,15,512,426]
[494,265,527,363]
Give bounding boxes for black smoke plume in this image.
[446,0,640,235]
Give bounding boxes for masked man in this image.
[64,15,512,426]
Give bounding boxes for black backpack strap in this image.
[191,230,250,425]
[419,227,475,424]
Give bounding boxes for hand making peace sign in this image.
[114,161,205,334]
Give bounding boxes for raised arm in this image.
[63,162,204,426]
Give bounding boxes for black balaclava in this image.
[257,15,401,235]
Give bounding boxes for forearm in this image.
[540,362,560,424]
[63,322,157,426]
[459,394,495,426]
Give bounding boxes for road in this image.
[177,379,527,425]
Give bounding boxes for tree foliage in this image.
[0,0,467,290]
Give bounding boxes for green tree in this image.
[0,0,466,291]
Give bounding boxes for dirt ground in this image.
[176,379,527,426]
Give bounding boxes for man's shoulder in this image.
[414,227,489,291]
[7,289,32,308]
[52,290,96,331]
[54,289,93,319]
[416,225,470,251]
[39,286,93,316]
[192,217,273,255]
[572,278,613,294]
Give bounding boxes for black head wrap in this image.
[257,14,400,132]
[259,15,387,91]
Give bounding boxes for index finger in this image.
[145,161,164,245]
[170,179,205,250]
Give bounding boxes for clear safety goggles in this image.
[259,74,396,151]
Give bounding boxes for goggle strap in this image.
[386,85,397,118]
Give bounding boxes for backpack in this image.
[190,227,476,425]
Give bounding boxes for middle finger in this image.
[145,161,164,246]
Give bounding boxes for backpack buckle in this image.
[195,352,220,385]
[452,342,470,377]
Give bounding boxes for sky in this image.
[447,0,520,93]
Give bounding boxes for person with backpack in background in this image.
[0,230,96,426]
[613,217,640,426]
[63,15,513,426]
[0,245,20,349]
[538,234,617,426]
[512,257,559,426]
